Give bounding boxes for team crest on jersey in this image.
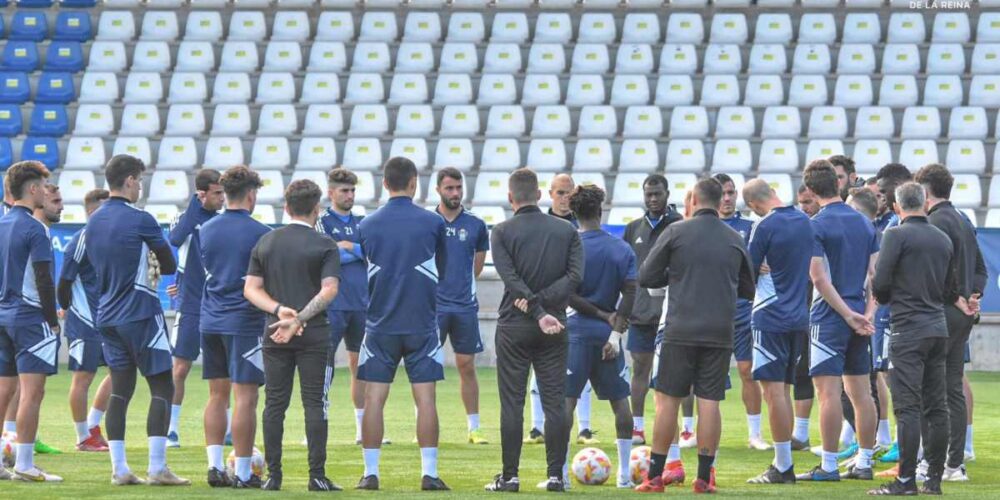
[459,228,468,241]
[739,230,747,239]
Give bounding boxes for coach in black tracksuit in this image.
[916,164,987,474]
[487,168,583,492]
[871,182,959,495]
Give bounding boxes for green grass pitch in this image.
[3,367,998,498]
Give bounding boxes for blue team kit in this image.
[723,214,754,363]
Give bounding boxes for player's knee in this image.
[738,363,753,381]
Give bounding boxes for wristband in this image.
[272,303,282,317]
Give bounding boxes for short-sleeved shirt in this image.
[748,206,814,332]
[722,213,754,326]
[568,229,638,344]
[59,228,99,333]
[85,197,171,327]
[316,209,368,312]
[436,208,489,313]
[0,206,53,326]
[810,202,880,325]
[200,209,272,336]
[247,222,341,342]
[874,214,899,328]
[168,195,217,315]
[359,196,447,336]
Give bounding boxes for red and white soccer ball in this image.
[630,445,652,483]
[0,435,13,468]
[571,447,612,485]
[227,447,266,478]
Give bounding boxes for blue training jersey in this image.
[168,195,216,315]
[360,196,447,336]
[723,213,754,326]
[436,207,490,313]
[748,206,814,332]
[810,202,880,325]
[84,197,170,327]
[60,228,100,336]
[199,209,271,336]
[874,213,899,328]
[0,206,53,326]
[568,229,638,344]
[316,208,368,312]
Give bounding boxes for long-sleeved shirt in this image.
[639,209,755,348]
[59,228,100,336]
[873,216,957,342]
[622,207,683,326]
[748,205,815,332]
[316,208,368,312]
[0,206,56,327]
[168,194,216,315]
[927,200,987,300]
[200,209,271,336]
[491,205,583,328]
[359,196,447,336]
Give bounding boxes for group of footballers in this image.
[0,151,982,495]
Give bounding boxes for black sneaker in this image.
[576,428,599,445]
[791,438,811,451]
[920,478,942,495]
[842,464,874,480]
[421,475,450,491]
[524,428,544,444]
[309,476,343,491]
[868,479,918,496]
[207,467,232,488]
[234,475,263,489]
[261,475,282,491]
[545,476,565,492]
[747,464,795,484]
[485,474,520,492]
[356,474,379,490]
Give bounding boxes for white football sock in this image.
[747,414,762,439]
[633,416,645,432]
[530,375,544,430]
[87,407,104,429]
[877,419,892,447]
[3,420,15,434]
[563,444,570,481]
[965,424,974,454]
[822,451,838,473]
[617,439,632,482]
[109,440,129,476]
[14,442,34,472]
[793,417,810,443]
[467,413,480,432]
[75,421,90,443]
[226,409,232,436]
[840,421,855,448]
[363,448,380,477]
[682,417,695,434]
[235,456,251,481]
[667,444,681,462]
[206,444,224,470]
[168,405,181,435]
[420,447,438,478]
[355,408,365,441]
[577,382,592,431]
[774,441,792,473]
[148,436,167,474]
[857,447,874,469]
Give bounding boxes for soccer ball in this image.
[629,445,652,483]
[0,435,13,468]
[571,447,612,485]
[227,447,266,478]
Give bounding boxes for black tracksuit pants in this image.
[923,305,974,469]
[496,325,568,479]
[889,337,949,482]
[262,334,331,480]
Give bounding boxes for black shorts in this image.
[655,342,731,402]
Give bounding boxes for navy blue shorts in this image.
[169,312,201,361]
[733,316,752,362]
[0,323,59,376]
[566,341,630,401]
[201,333,265,385]
[809,321,871,377]
[328,309,365,354]
[626,324,657,353]
[358,332,444,384]
[437,311,483,355]
[751,328,804,384]
[100,314,173,377]
[872,323,890,372]
[68,338,105,373]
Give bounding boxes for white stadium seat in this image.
[665,13,703,44]
[577,106,617,138]
[711,140,752,173]
[666,173,699,207]
[572,139,613,172]
[748,44,787,74]
[793,44,832,74]
[219,41,260,72]
[900,107,942,139]
[666,140,705,172]
[264,42,303,71]
[578,13,616,44]
[147,170,190,204]
[352,42,392,73]
[853,140,893,173]
[480,139,521,171]
[272,11,311,41]
[203,137,245,169]
[342,138,383,171]
[315,12,354,41]
[758,140,799,173]
[571,44,610,74]
[926,44,966,74]
[619,139,659,173]
[492,12,529,43]
[185,11,223,41]
[710,13,747,44]
[808,106,848,139]
[141,11,179,41]
[534,13,572,43]
[433,139,475,172]
[888,12,926,43]
[64,137,107,170]
[898,140,939,168]
[761,106,801,139]
[622,13,661,44]
[124,72,163,103]
[978,13,1000,42]
[257,104,298,136]
[703,44,742,74]
[970,76,1000,107]
[798,13,836,44]
[616,44,655,74]
[788,75,828,107]
[88,41,128,72]
[755,14,793,44]
[477,74,517,105]
[211,73,251,104]
[950,175,982,208]
[175,41,216,72]
[698,75,740,107]
[933,12,970,42]
[78,72,119,103]
[948,107,988,139]
[308,42,347,72]
[971,44,1000,74]
[878,76,919,107]
[359,12,398,42]
[526,139,567,172]
[349,105,389,136]
[302,104,344,136]
[521,74,562,106]
[486,105,525,138]
[655,75,695,106]
[854,106,895,139]
[530,105,571,138]
[439,105,480,137]
[250,137,292,170]
[431,75,468,105]
[132,41,171,72]
[74,104,114,136]
[946,140,986,174]
[612,173,647,206]
[483,43,523,74]
[228,11,266,41]
[120,104,160,136]
[924,75,964,108]
[439,42,478,73]
[300,73,341,104]
[256,171,285,204]
[843,13,881,44]
[60,205,87,224]
[834,75,874,107]
[97,11,136,41]
[805,139,844,162]
[623,106,663,139]
[659,44,698,75]
[145,205,180,225]
[296,137,338,170]
[446,12,484,43]
[396,43,435,73]
[164,104,205,136]
[474,173,511,205]
[344,73,385,104]
[403,12,441,42]
[669,106,709,138]
[156,137,198,170]
[394,104,435,137]
[743,75,785,107]
[882,44,921,75]
[212,104,252,135]
[113,137,151,166]
[715,106,755,139]
[565,74,606,107]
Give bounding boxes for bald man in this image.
[743,180,815,484]
[547,174,577,227]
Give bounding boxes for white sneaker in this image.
[535,478,571,490]
[916,460,929,482]
[0,466,12,480]
[111,471,146,486]
[748,436,772,451]
[147,467,191,486]
[679,433,698,449]
[617,476,635,489]
[13,467,63,482]
[943,465,969,482]
[964,450,975,462]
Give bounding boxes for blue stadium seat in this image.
[54,12,93,42]
[10,12,48,41]
[29,104,68,137]
[36,72,75,103]
[61,0,97,6]
[44,42,84,72]
[0,139,11,170]
[0,105,23,136]
[0,73,30,103]
[21,137,59,169]
[1,42,40,71]
[17,0,54,7]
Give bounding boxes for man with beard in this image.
[798,184,820,218]
[829,155,862,201]
[434,168,490,445]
